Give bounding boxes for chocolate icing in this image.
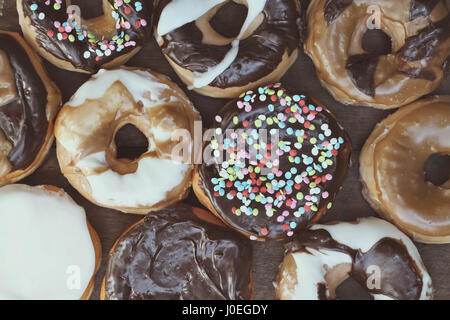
[287,227,423,300]
[156,0,301,89]
[198,86,351,240]
[410,0,440,20]
[346,54,379,97]
[0,34,48,171]
[22,0,153,73]
[324,0,353,25]
[104,205,253,300]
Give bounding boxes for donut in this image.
[17,0,153,73]
[0,31,61,187]
[305,0,450,109]
[55,67,200,214]
[101,204,253,300]
[154,0,302,98]
[0,184,101,299]
[275,217,433,300]
[360,96,450,243]
[193,84,352,240]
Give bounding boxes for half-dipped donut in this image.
[0,31,61,187]
[154,0,302,98]
[55,67,200,214]
[101,204,253,300]
[0,184,101,299]
[194,84,352,240]
[18,0,153,73]
[305,0,450,109]
[275,217,433,300]
[360,96,450,243]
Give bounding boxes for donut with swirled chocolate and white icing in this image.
[275,217,433,300]
[154,0,302,98]
[55,67,200,214]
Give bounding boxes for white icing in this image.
[286,217,433,300]
[82,156,189,207]
[291,249,352,300]
[158,0,267,88]
[67,69,177,107]
[0,184,95,300]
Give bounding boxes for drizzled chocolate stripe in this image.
[287,228,423,300]
[0,34,48,171]
[324,0,353,25]
[104,205,253,300]
[346,54,379,97]
[410,0,440,20]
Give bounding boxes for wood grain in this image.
[2,0,450,300]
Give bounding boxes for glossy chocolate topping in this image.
[0,34,48,171]
[345,54,379,97]
[324,0,353,25]
[22,0,152,73]
[198,84,351,240]
[156,0,301,89]
[287,228,423,300]
[104,205,253,300]
[410,0,440,20]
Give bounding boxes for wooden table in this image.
[2,0,450,300]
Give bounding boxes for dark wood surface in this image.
[1,0,450,300]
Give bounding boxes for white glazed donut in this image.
[0,184,101,300]
[55,67,200,214]
[275,217,433,300]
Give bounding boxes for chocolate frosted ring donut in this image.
[305,0,450,109]
[101,204,253,300]
[360,96,450,243]
[194,84,352,240]
[0,31,61,187]
[55,67,200,214]
[18,0,153,73]
[275,217,433,300]
[154,0,302,98]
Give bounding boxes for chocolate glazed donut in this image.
[305,0,450,109]
[194,84,352,241]
[102,205,253,300]
[154,0,302,98]
[18,0,153,73]
[0,31,60,186]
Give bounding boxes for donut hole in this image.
[209,1,248,38]
[114,124,149,161]
[70,0,104,20]
[362,29,392,55]
[335,277,372,300]
[424,154,450,187]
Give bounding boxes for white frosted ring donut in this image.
[55,68,200,214]
[0,184,101,300]
[275,217,433,300]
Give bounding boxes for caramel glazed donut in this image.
[275,217,433,300]
[305,0,450,109]
[154,0,302,98]
[0,184,101,300]
[0,31,61,187]
[194,84,352,241]
[55,67,200,214]
[17,0,153,73]
[360,96,450,243]
[101,204,253,300]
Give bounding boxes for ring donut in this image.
[18,0,153,73]
[154,0,302,98]
[305,0,450,109]
[101,204,253,300]
[275,217,433,300]
[0,184,101,299]
[0,31,61,187]
[55,67,200,214]
[193,84,352,240]
[360,96,450,243]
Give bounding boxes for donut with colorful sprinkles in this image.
[194,84,352,240]
[17,0,153,73]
